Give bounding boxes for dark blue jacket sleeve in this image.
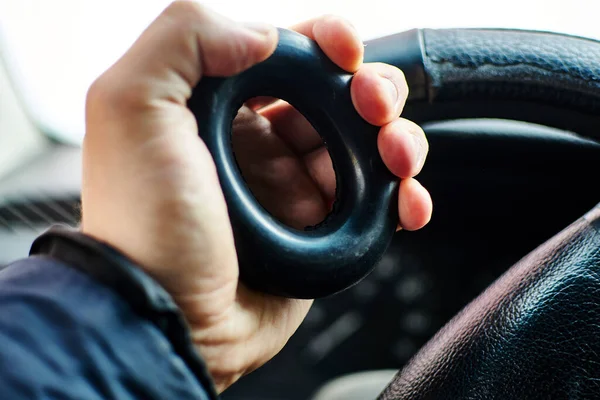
[0,228,218,399]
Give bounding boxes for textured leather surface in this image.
[379,202,600,400]
[418,29,600,140]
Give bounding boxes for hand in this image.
[82,0,432,393]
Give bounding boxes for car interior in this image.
[1,5,600,400]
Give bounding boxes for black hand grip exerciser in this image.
[188,28,399,299]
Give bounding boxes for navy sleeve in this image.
[0,228,218,399]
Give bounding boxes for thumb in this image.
[97,1,278,108]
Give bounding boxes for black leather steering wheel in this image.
[190,28,600,398]
[369,28,600,139]
[369,28,600,400]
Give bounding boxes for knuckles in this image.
[85,73,154,119]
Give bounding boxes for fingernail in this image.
[382,76,398,106]
[412,134,426,169]
[242,22,275,38]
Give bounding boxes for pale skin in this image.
[82,0,432,393]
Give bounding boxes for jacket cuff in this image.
[29,225,219,400]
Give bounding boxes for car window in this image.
[0,0,598,144]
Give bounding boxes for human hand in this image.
[82,0,432,392]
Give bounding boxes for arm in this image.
[0,228,217,399]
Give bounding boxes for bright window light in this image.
[0,0,598,144]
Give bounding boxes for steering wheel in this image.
[374,28,600,400]
[190,28,600,399]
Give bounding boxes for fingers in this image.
[378,118,429,178]
[225,12,431,235]
[398,178,432,231]
[298,119,432,231]
[89,1,278,111]
[351,63,408,126]
[261,62,410,156]
[232,107,329,229]
[260,61,408,157]
[259,102,323,154]
[300,140,433,232]
[153,2,277,79]
[244,14,365,112]
[303,147,336,206]
[291,15,364,72]
[250,16,406,156]
[378,117,431,231]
